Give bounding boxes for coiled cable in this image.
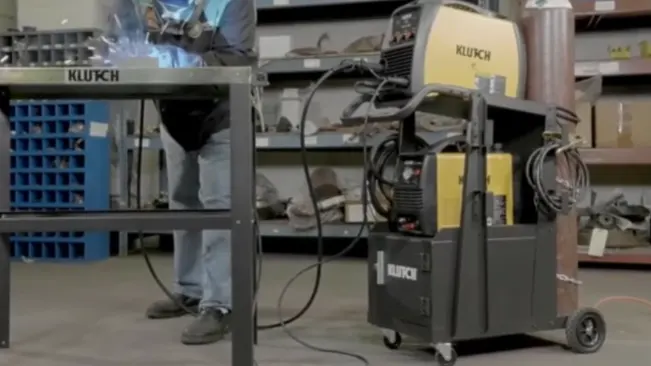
[367,133,427,218]
[367,132,467,218]
[525,110,590,216]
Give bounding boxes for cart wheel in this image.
[382,332,402,350]
[565,307,607,354]
[434,347,457,366]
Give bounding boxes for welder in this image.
[137,0,256,345]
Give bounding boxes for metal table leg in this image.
[0,87,9,348]
[229,83,256,366]
[0,66,257,363]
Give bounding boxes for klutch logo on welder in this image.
[64,68,120,83]
[456,45,491,61]
[387,264,417,281]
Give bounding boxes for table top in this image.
[0,66,253,99]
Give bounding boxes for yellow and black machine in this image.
[337,1,605,365]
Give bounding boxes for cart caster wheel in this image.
[382,332,402,350]
[565,307,607,354]
[434,347,457,366]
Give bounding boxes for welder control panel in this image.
[389,8,421,45]
[393,157,426,233]
[398,159,423,184]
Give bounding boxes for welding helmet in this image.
[153,0,231,28]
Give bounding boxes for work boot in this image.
[145,294,199,319]
[181,308,231,345]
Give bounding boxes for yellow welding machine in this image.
[380,0,526,98]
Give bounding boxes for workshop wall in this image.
[17,0,106,29]
[0,0,16,30]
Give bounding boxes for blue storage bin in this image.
[9,100,111,261]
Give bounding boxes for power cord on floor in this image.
[132,59,395,365]
[134,99,265,318]
[274,63,410,365]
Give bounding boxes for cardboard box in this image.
[595,97,651,148]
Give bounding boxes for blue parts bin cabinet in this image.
[9,100,111,261]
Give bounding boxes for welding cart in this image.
[341,84,606,365]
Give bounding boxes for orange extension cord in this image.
[594,296,651,311]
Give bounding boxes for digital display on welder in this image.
[390,8,420,45]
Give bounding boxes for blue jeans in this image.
[160,126,231,310]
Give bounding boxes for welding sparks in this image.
[100,36,116,47]
[99,1,205,68]
[113,14,123,30]
[0,55,8,64]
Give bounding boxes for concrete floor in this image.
[1,254,651,366]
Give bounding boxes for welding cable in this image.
[366,132,467,218]
[524,136,590,216]
[130,0,270,320]
[366,133,427,218]
[133,100,197,316]
[257,60,385,332]
[134,98,265,319]
[273,63,397,366]
[524,108,590,216]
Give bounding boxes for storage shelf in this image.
[127,130,455,151]
[575,59,651,78]
[572,0,651,17]
[145,221,651,263]
[256,0,404,10]
[260,54,651,79]
[261,221,366,237]
[580,148,651,165]
[9,100,111,262]
[260,54,379,76]
[256,0,407,22]
[578,246,651,265]
[137,221,366,237]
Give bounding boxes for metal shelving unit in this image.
[126,130,455,151]
[110,0,651,265]
[142,222,367,237]
[260,54,379,76]
[112,1,411,255]
[256,0,404,9]
[573,0,651,265]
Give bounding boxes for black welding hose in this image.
[133,100,198,315]
[367,132,467,218]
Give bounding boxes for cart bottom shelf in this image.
[133,221,651,265]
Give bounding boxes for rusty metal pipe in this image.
[523,0,578,316]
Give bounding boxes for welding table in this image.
[0,66,258,366]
